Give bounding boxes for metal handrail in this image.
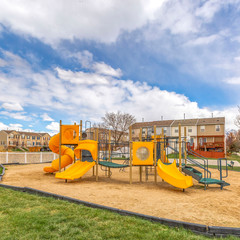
[187,149,211,179]
[217,158,228,179]
[187,149,209,161]
[168,145,211,179]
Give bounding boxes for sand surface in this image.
[1,162,240,227]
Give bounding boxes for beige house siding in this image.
[197,124,224,136]
[0,131,8,147]
[0,130,51,149]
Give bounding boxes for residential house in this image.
[0,130,51,150]
[131,117,225,158]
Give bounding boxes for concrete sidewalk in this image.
[169,158,240,167]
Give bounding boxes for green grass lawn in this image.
[207,165,240,172]
[227,153,240,163]
[167,153,240,163]
[1,187,238,240]
[0,167,2,175]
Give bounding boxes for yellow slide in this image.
[43,133,74,173]
[157,160,193,189]
[55,161,95,180]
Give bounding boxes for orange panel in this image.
[132,142,153,166]
[61,125,79,145]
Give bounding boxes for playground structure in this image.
[44,120,230,190]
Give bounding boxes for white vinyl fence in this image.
[0,152,57,164]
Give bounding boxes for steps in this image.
[182,166,202,181]
[182,166,230,190]
[199,178,230,187]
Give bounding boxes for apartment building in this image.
[0,130,51,149]
[85,128,128,142]
[131,117,225,158]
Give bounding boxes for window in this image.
[43,137,46,140]
[203,138,207,143]
[21,135,25,139]
[9,134,14,139]
[175,128,178,133]
[200,126,205,132]
[37,136,40,140]
[32,136,35,140]
[188,127,192,133]
[190,138,194,146]
[164,127,167,134]
[199,138,203,146]
[27,136,30,139]
[147,127,153,135]
[142,129,146,134]
[216,125,220,132]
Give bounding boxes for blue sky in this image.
[0,0,240,134]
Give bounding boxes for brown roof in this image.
[132,117,225,128]
[1,130,50,137]
[132,120,174,129]
[171,119,198,127]
[197,117,225,125]
[38,133,51,136]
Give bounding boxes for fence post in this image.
[40,152,43,163]
[25,152,27,164]
[6,152,8,164]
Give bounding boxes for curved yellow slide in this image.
[157,160,193,189]
[55,161,95,180]
[43,133,74,173]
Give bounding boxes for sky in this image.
[0,0,240,134]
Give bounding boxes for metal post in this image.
[59,120,62,173]
[96,128,99,181]
[179,123,182,172]
[154,125,157,183]
[80,120,83,140]
[129,126,133,184]
[108,129,111,178]
[184,127,187,167]
[139,128,142,182]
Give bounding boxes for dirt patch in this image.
[2,163,240,227]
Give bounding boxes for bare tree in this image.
[226,130,240,153]
[102,111,136,144]
[235,106,240,128]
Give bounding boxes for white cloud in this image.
[1,102,23,111]
[0,49,238,131]
[0,122,25,131]
[41,113,54,121]
[46,121,59,135]
[0,111,31,121]
[186,35,218,46]
[0,0,167,44]
[224,77,240,85]
[92,62,122,78]
[56,67,110,85]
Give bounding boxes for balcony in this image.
[198,142,224,150]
